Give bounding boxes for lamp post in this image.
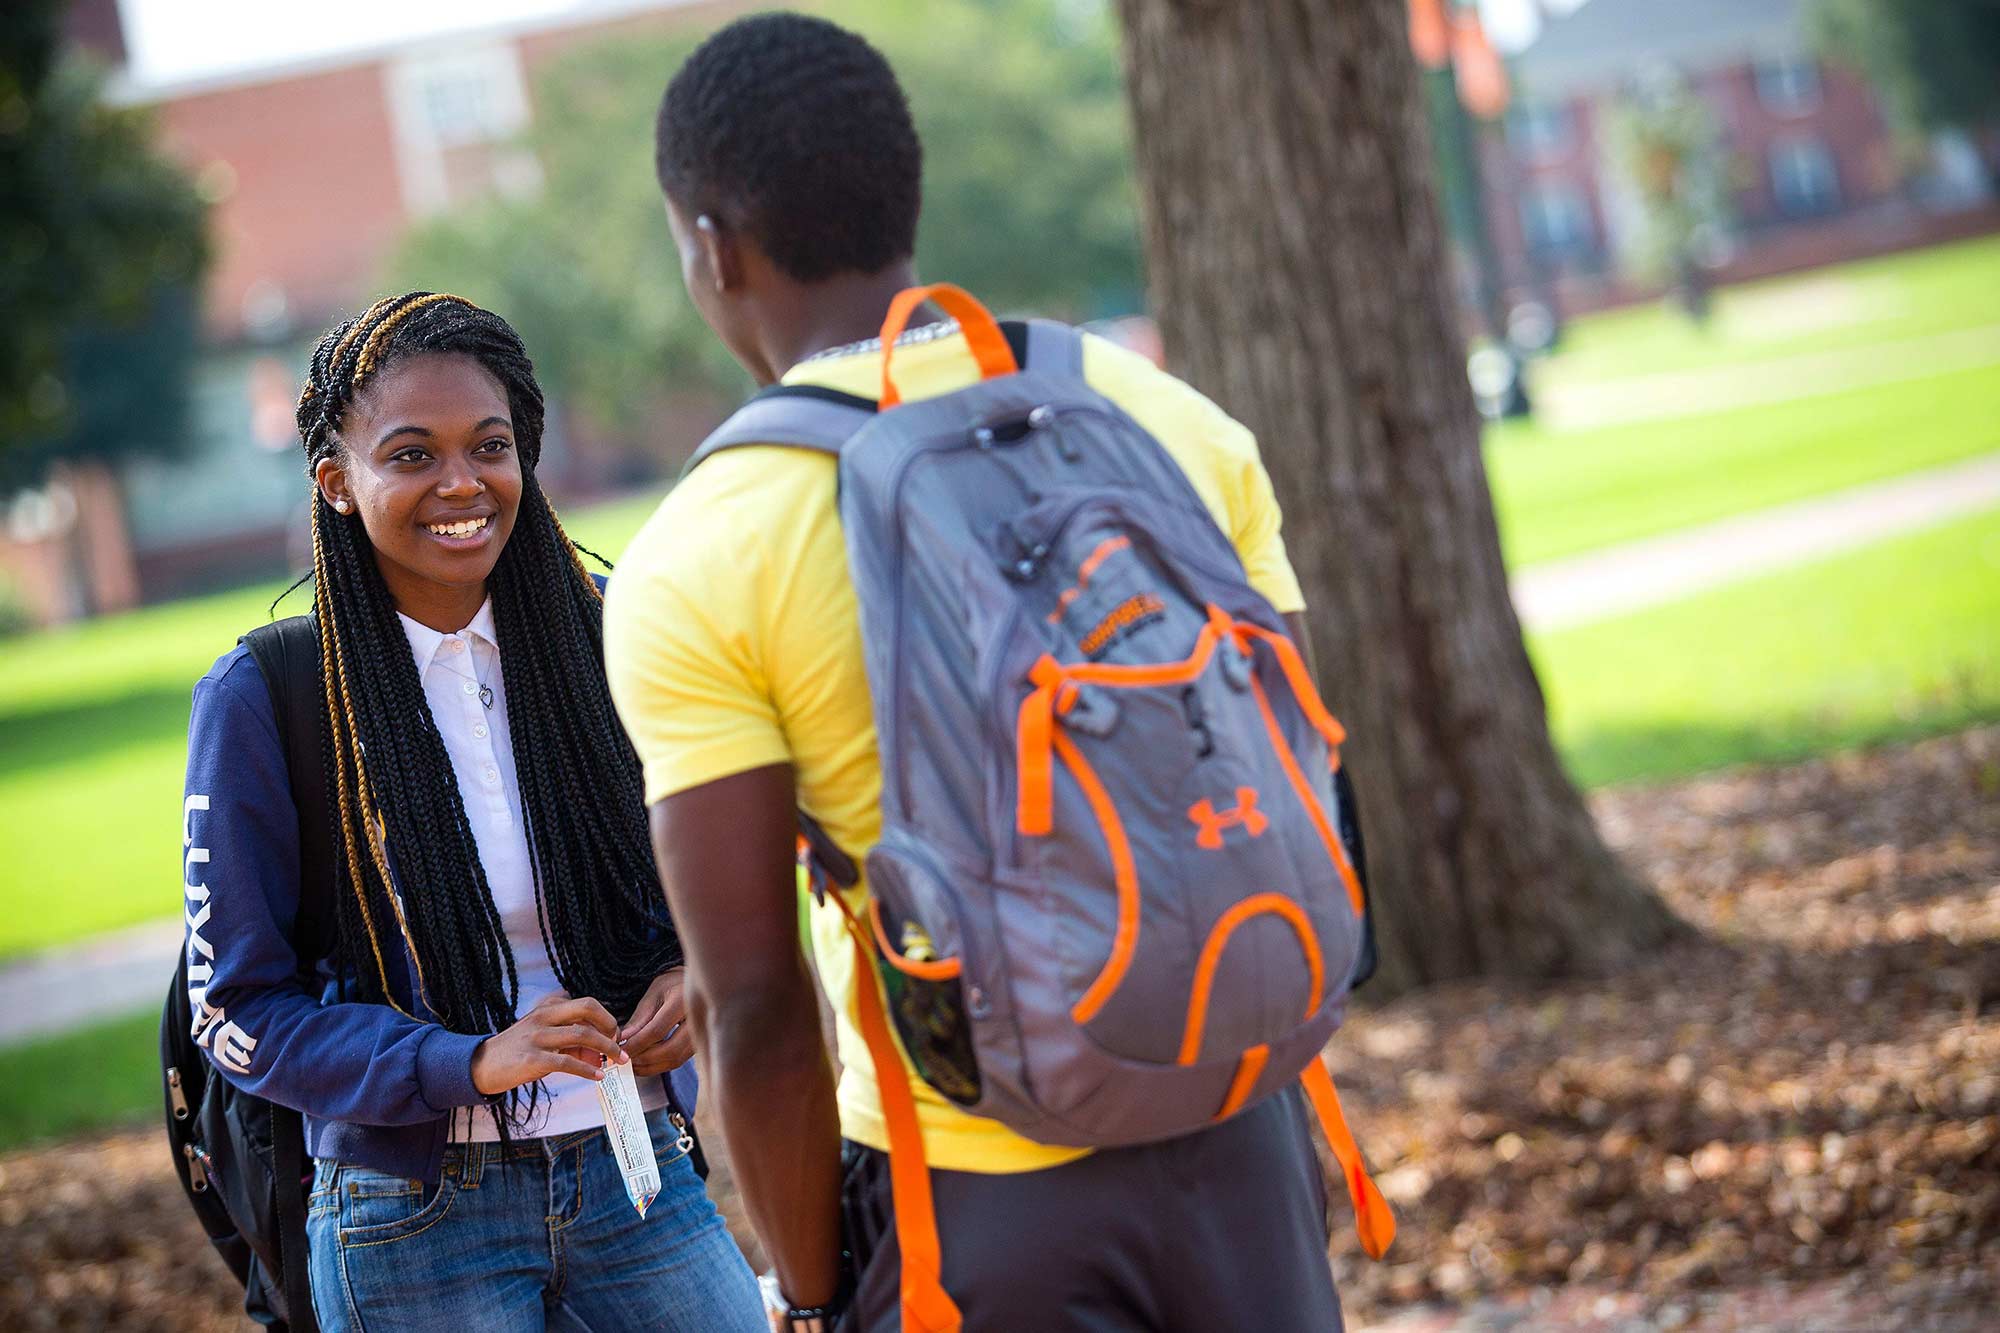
[1409,0,1531,419]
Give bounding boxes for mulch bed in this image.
[1331,726,2000,1330]
[4,728,1994,1331]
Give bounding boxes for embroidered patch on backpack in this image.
[1080,593,1166,658]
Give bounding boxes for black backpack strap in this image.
[268,1102,314,1332]
[1333,766,1377,990]
[238,615,331,1333]
[239,617,336,966]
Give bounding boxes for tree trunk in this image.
[1114,0,1684,992]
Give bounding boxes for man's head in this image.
[654,12,922,378]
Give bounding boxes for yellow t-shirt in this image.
[603,330,1305,1173]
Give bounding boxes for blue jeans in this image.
[307,1107,765,1332]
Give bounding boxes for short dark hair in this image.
[654,12,921,282]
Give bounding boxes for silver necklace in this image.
[796,319,960,367]
[435,646,495,709]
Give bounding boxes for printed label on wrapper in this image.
[596,1057,661,1218]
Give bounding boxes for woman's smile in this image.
[422,510,496,547]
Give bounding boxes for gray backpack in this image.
[690,286,1392,1330]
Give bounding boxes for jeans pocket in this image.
[336,1163,459,1248]
[308,1159,341,1218]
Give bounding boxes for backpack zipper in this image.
[183,1142,212,1192]
[166,1066,190,1121]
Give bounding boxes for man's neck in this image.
[765,262,922,377]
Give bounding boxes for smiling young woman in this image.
[179,292,767,1332]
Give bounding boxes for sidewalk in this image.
[1537,321,2000,432]
[0,918,181,1049]
[1510,450,2000,633]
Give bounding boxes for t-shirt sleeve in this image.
[1219,419,1308,615]
[603,536,792,806]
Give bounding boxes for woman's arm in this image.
[182,650,487,1125]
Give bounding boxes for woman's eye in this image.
[477,437,513,454]
[390,448,429,464]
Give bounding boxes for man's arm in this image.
[1282,611,1315,680]
[649,763,844,1309]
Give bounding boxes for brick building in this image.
[1486,0,1997,314]
[53,0,728,604]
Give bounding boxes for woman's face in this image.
[314,352,523,618]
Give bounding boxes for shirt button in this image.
[462,680,478,696]
[445,639,463,653]
[483,767,499,785]
[473,723,489,739]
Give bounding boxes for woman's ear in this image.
[314,455,354,515]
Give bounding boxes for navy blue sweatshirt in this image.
[182,642,695,1183]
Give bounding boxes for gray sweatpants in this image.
[837,1086,1343,1332]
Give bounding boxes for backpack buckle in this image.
[1219,637,1255,692]
[1060,684,1119,738]
[796,812,859,904]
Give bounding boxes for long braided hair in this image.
[294,292,678,1127]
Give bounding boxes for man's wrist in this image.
[764,1249,853,1330]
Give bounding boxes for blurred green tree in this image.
[1810,0,2000,185]
[388,0,1141,448]
[0,0,208,488]
[1604,75,1733,322]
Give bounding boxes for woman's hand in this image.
[470,991,625,1096]
[619,967,695,1076]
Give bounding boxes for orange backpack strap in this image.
[830,891,964,1333]
[1300,1058,1396,1260]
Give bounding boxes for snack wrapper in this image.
[596,1057,661,1218]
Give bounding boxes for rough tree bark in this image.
[1114,0,1684,992]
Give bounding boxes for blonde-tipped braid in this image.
[325,568,434,1011]
[350,293,468,391]
[324,294,400,388]
[311,501,421,1019]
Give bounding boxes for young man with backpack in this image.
[605,13,1389,1331]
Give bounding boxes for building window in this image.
[387,44,534,215]
[401,49,529,148]
[1754,56,1821,117]
[1519,183,1594,256]
[1769,137,1841,217]
[1508,101,1575,163]
[420,74,502,147]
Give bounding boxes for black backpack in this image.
[162,615,332,1333]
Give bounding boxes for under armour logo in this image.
[1188,788,1269,849]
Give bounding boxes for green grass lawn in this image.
[1487,358,2000,567]
[1482,233,2000,566]
[1536,504,2000,789]
[0,489,666,960]
[1521,232,2000,387]
[0,1008,161,1150]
